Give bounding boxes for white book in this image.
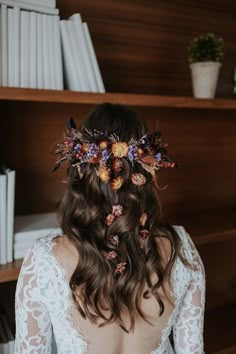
[7,7,14,86]
[36,13,43,88]
[4,169,15,263]
[42,14,50,88]
[20,10,30,88]
[70,14,95,92]
[29,11,37,88]
[47,14,54,89]
[0,174,7,265]
[60,19,80,91]
[16,0,56,9]
[0,0,59,15]
[83,22,105,93]
[67,20,83,90]
[13,7,20,86]
[52,15,63,90]
[1,5,7,86]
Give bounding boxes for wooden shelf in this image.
[1,87,236,109]
[0,208,235,283]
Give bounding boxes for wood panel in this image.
[55,0,236,97]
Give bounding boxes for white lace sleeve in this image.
[14,246,52,354]
[173,228,206,354]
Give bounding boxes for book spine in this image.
[47,14,54,89]
[67,20,83,90]
[13,7,20,86]
[29,11,37,88]
[52,15,63,89]
[70,13,95,92]
[0,175,7,265]
[20,10,30,88]
[6,170,15,263]
[7,7,14,87]
[42,14,50,88]
[0,0,59,15]
[36,13,43,88]
[1,4,7,86]
[83,22,105,93]
[16,0,56,9]
[60,19,80,91]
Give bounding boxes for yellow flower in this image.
[111,176,124,190]
[111,142,129,158]
[98,166,110,182]
[99,140,108,150]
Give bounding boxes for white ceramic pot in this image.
[190,61,221,98]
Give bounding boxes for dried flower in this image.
[140,213,147,227]
[99,140,108,150]
[131,173,147,186]
[111,204,123,217]
[115,262,127,274]
[97,166,110,182]
[109,235,119,246]
[111,142,129,158]
[140,229,149,239]
[105,251,117,260]
[112,158,123,172]
[105,213,115,226]
[111,176,124,190]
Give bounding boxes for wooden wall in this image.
[57,0,236,97]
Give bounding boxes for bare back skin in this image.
[52,235,176,354]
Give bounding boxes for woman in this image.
[14,103,205,354]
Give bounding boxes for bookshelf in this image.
[1,0,236,352]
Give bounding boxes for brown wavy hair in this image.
[58,103,191,332]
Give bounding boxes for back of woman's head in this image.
[58,103,188,332]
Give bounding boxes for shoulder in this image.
[172,225,205,276]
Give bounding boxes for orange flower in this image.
[98,166,110,182]
[99,140,108,150]
[112,158,123,172]
[115,262,127,274]
[140,155,157,166]
[81,143,90,153]
[89,152,102,163]
[111,142,129,158]
[105,213,115,226]
[110,176,124,190]
[140,212,148,227]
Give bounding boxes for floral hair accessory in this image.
[52,118,177,190]
[105,204,123,226]
[140,213,148,227]
[115,262,127,274]
[109,235,120,246]
[105,251,117,260]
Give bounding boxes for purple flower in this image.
[155,152,162,161]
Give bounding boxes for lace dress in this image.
[14,225,206,354]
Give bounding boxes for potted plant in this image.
[188,33,224,98]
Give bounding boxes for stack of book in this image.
[0,167,15,265]
[0,312,14,354]
[0,0,105,92]
[14,212,62,259]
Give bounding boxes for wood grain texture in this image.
[56,0,236,97]
[2,87,236,108]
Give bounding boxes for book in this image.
[1,5,8,86]
[0,0,59,15]
[13,6,20,86]
[60,19,79,90]
[52,14,63,90]
[16,0,56,9]
[42,14,50,88]
[47,14,54,89]
[0,173,7,265]
[7,7,14,86]
[67,19,83,90]
[30,11,37,88]
[14,212,61,259]
[20,10,30,88]
[4,169,15,263]
[70,13,95,92]
[83,22,105,93]
[36,12,43,88]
